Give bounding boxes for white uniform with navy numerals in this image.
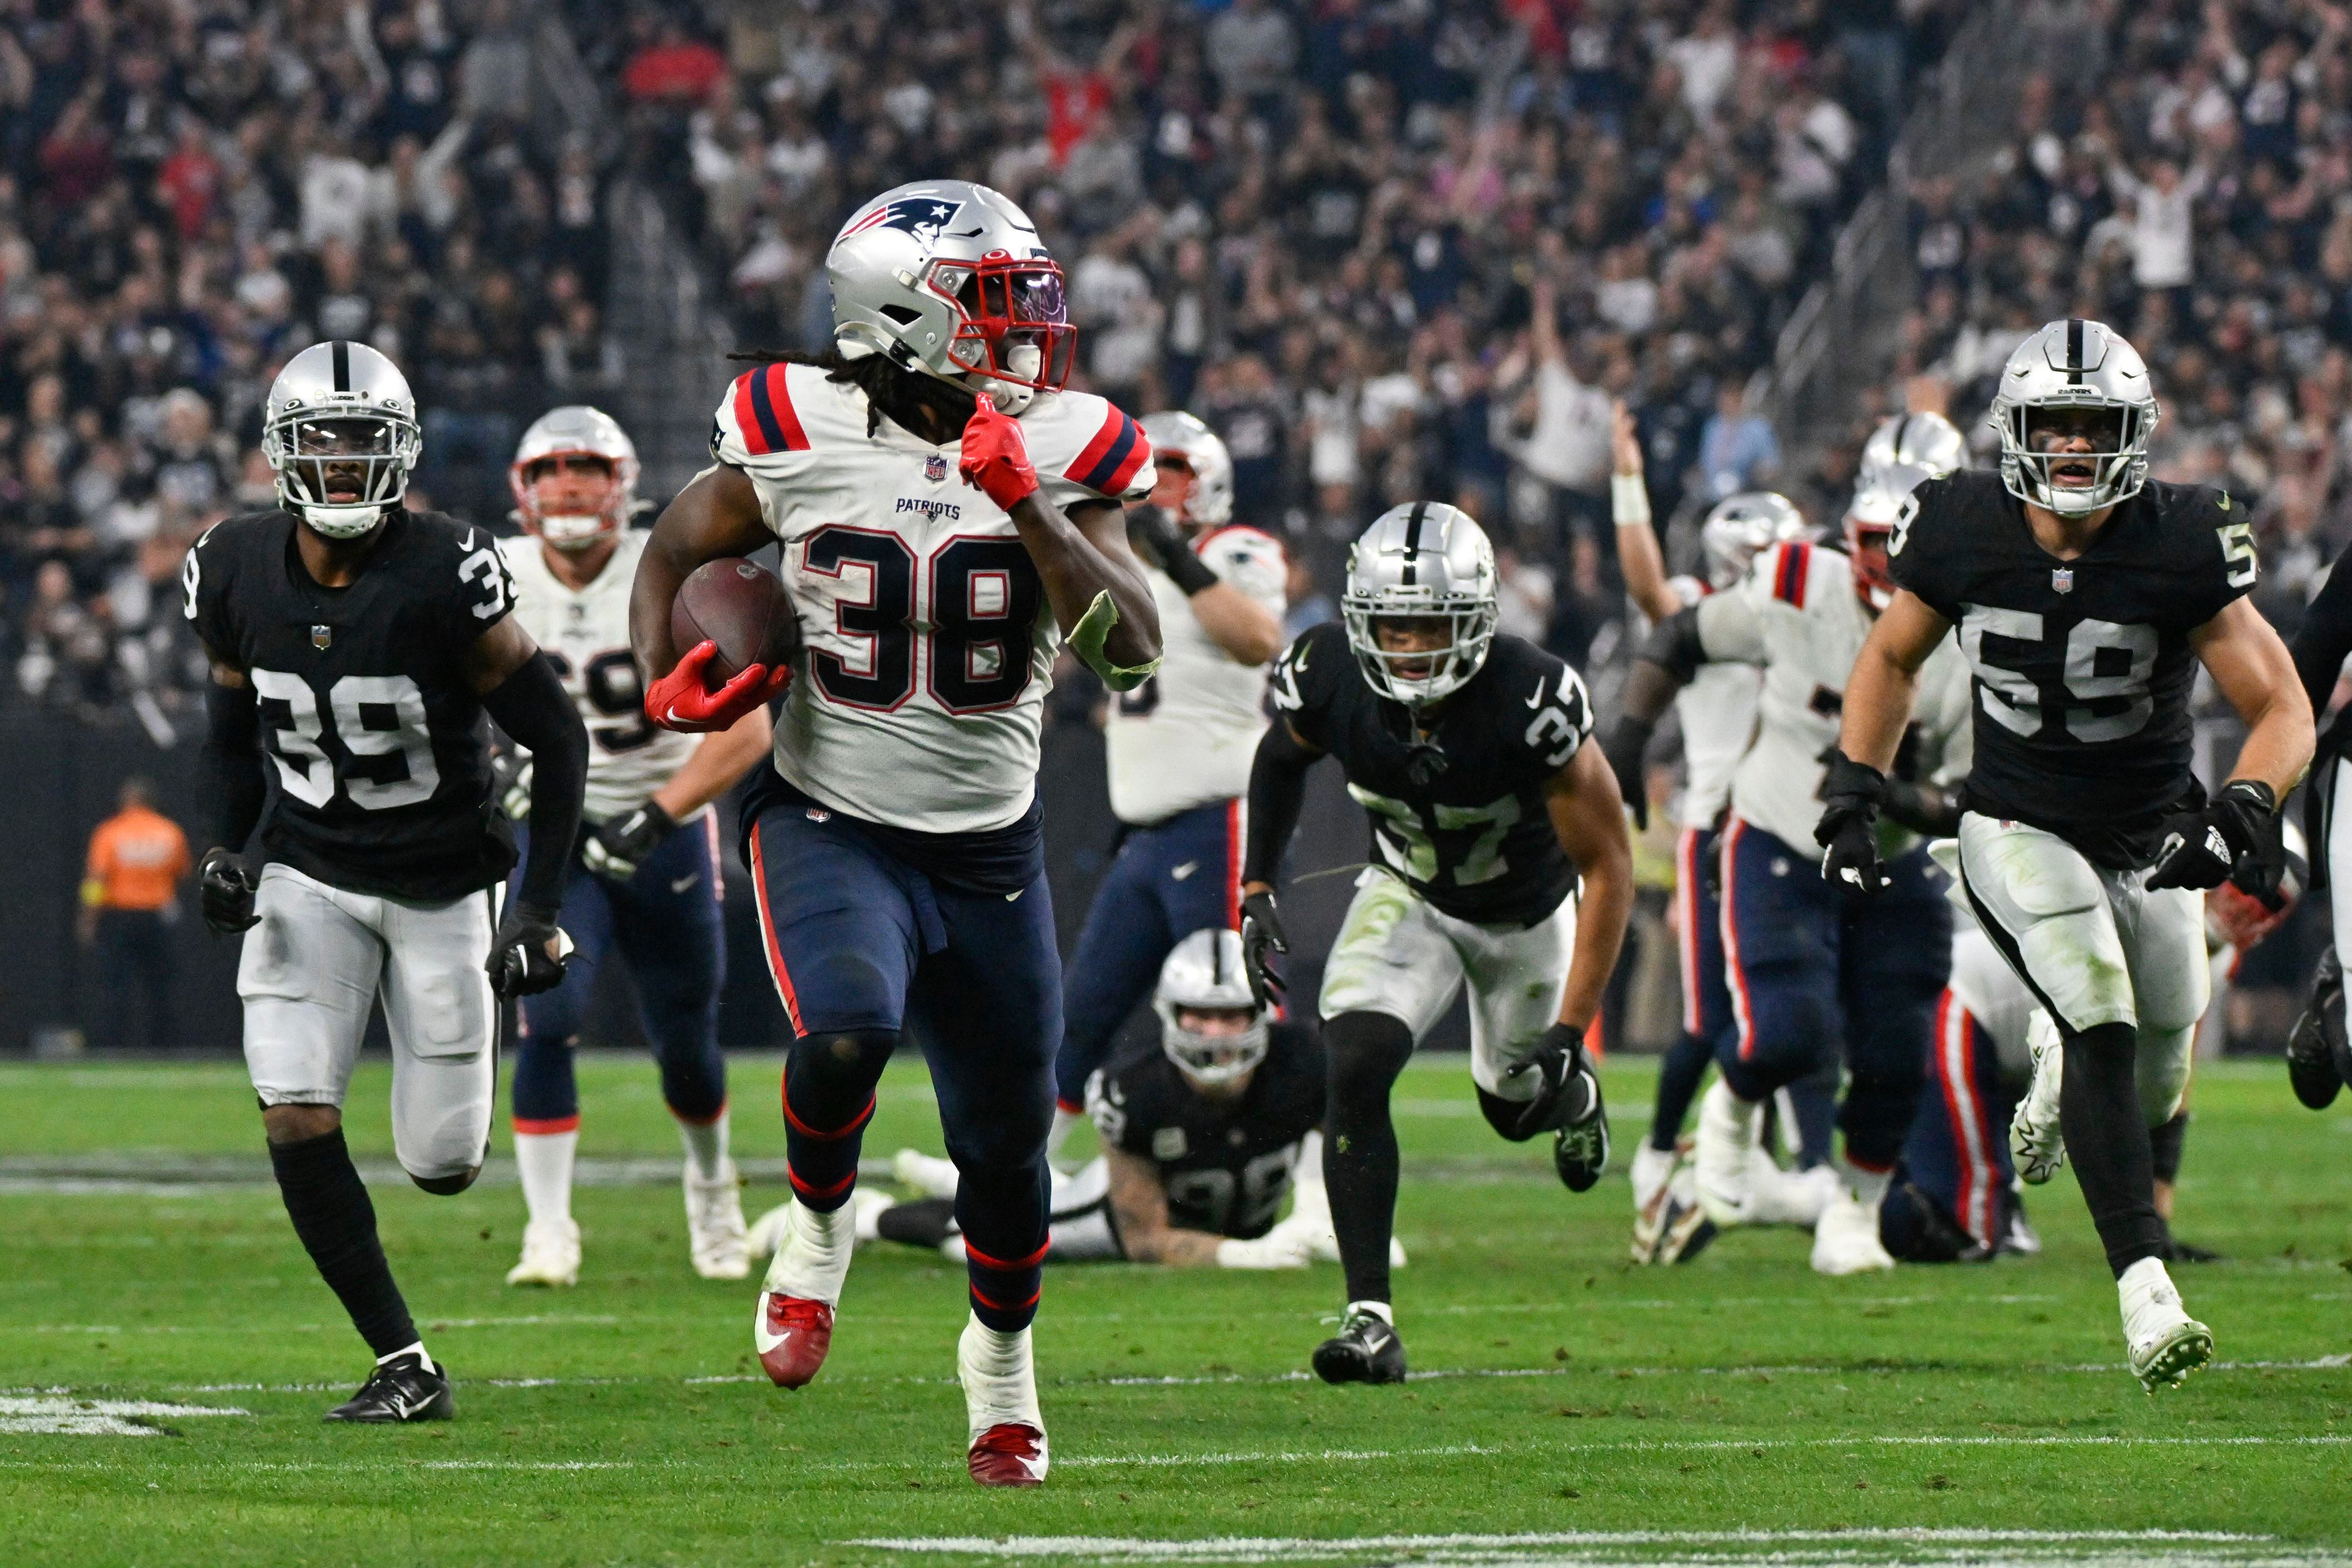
[712,361,1155,833]
[1664,572,1759,830]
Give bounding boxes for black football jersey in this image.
[184,507,520,901]
[1085,1021,1324,1242]
[1270,622,1591,925]
[1889,470,2255,867]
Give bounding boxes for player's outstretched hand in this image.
[1601,716,1652,830]
[959,401,1039,511]
[1215,1227,1313,1270]
[2148,780,2283,901]
[644,640,790,733]
[583,800,677,883]
[1239,888,1289,1010]
[198,847,261,934]
[1815,750,1889,897]
[488,902,574,998]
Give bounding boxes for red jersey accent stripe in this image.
[1064,406,1131,491]
[1772,542,1810,607]
[962,1236,1052,1272]
[748,833,807,1036]
[782,1091,875,1142]
[788,1167,857,1202]
[969,1284,1043,1313]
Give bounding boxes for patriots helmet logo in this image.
[839,196,964,249]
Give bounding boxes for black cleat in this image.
[1553,1069,1610,1193]
[1312,1309,1406,1385]
[323,1351,453,1424]
[2288,947,2345,1110]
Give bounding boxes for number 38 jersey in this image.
[713,360,1153,835]
[498,530,696,825]
[184,507,517,901]
[1891,470,2255,867]
[1271,622,1594,927]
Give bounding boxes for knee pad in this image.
[2135,1028,2194,1128]
[785,1028,896,1131]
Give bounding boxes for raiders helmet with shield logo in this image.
[1339,502,1499,708]
[1989,318,2159,518]
[261,341,423,540]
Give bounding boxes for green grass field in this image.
[3,1050,2350,1567]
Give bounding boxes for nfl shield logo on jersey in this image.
[925,454,948,483]
[2051,567,2074,594]
[311,623,333,649]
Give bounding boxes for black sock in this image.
[267,1128,418,1359]
[782,1029,895,1213]
[1323,1011,1415,1306]
[2058,1021,2167,1277]
[2148,1108,2188,1185]
[876,1196,957,1249]
[1649,1032,1714,1151]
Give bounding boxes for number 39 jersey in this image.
[498,530,696,825]
[1272,622,1594,927]
[1891,470,2255,867]
[183,507,517,901]
[713,360,1154,834]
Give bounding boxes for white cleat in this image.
[1750,1157,1839,1229]
[2011,1012,2067,1186]
[755,1199,856,1389]
[893,1147,962,1199]
[959,1314,1048,1487]
[1810,1184,1896,1275]
[506,1217,581,1287]
[2120,1257,2213,1392]
[685,1157,751,1280]
[1693,1081,1762,1227]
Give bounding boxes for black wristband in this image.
[1160,540,1219,597]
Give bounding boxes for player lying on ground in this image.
[628,179,1160,1486]
[1241,503,1631,1385]
[187,341,587,1422]
[493,407,773,1289]
[1825,317,2310,1389]
[1051,413,1286,1158]
[1604,458,1974,1277]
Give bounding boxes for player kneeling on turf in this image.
[1241,503,1632,1385]
[188,342,588,1422]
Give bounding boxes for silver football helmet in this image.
[1699,491,1809,590]
[827,179,1073,415]
[510,405,640,551]
[1137,411,1234,528]
[1341,502,1498,707]
[1844,461,1936,611]
[1858,411,1966,490]
[1154,928,1272,1090]
[1990,318,2158,517]
[262,341,422,538]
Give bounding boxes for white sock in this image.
[764,1199,857,1302]
[378,1340,433,1373]
[1837,1156,1892,1210]
[1346,1298,1394,1327]
[677,1107,730,1182]
[958,1312,1041,1436]
[514,1130,578,1227]
[1046,1103,1080,1160]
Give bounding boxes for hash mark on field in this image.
[0,1396,249,1436]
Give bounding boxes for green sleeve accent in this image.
[1069,588,1160,692]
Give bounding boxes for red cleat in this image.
[754,1291,833,1389]
[967,1422,1048,1486]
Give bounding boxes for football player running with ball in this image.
[629,181,1160,1485]
[495,407,775,1289]
[1053,413,1286,1155]
[1826,319,2310,1389]
[1242,504,1632,1384]
[186,342,588,1421]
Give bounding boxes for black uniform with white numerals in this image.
[1270,621,1592,927]
[183,507,518,900]
[1889,469,2256,869]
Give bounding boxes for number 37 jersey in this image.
[713,361,1154,834]
[1890,469,2256,867]
[184,507,517,901]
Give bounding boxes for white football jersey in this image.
[1104,525,1288,824]
[500,530,698,825]
[1695,540,1972,862]
[1664,573,1759,830]
[713,360,1154,833]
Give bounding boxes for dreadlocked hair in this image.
[727,347,975,440]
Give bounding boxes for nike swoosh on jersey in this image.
[671,873,701,893]
[1525,676,1548,709]
[1170,861,1199,880]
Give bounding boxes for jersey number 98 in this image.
[801,528,1044,714]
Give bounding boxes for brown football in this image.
[672,557,801,682]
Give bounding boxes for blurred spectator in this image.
[78,775,189,1052]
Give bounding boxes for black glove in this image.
[1602,716,1654,830]
[492,751,533,822]
[1127,505,1219,595]
[1815,750,1889,897]
[1239,888,1289,1010]
[198,847,260,934]
[582,800,677,883]
[1500,1022,1599,1139]
[487,901,573,998]
[2148,780,2283,900]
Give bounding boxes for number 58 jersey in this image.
[713,361,1154,834]
[183,507,518,901]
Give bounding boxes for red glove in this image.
[643,640,790,733]
[959,401,1040,511]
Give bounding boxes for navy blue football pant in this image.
[1717,818,1950,1172]
[1056,799,1244,1110]
[747,801,1060,1332]
[509,815,728,1133]
[1889,991,2020,1256]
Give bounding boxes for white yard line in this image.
[0,1396,249,1437]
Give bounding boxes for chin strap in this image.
[1069,589,1159,691]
